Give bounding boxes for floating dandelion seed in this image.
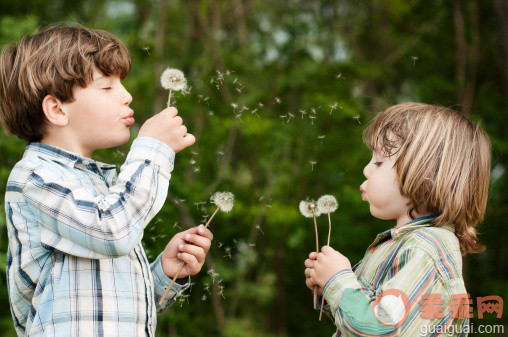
[300,110,307,119]
[317,194,339,320]
[353,115,361,124]
[411,56,419,66]
[231,103,238,110]
[329,103,338,114]
[256,225,264,235]
[251,108,260,118]
[318,135,325,144]
[201,294,207,301]
[143,46,150,55]
[336,73,346,79]
[274,97,281,104]
[258,102,264,108]
[310,161,317,171]
[299,200,321,309]
[160,68,187,107]
[224,247,232,258]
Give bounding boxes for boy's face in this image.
[61,71,134,156]
[360,149,412,226]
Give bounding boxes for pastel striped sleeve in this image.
[323,248,441,336]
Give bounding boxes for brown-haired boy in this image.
[0,24,212,336]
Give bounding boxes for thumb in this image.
[321,245,334,254]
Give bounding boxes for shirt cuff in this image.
[323,269,363,313]
[152,254,190,305]
[126,137,175,174]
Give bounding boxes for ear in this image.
[42,95,69,127]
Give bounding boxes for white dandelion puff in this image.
[160,68,187,107]
[160,68,187,91]
[317,195,338,214]
[211,191,234,213]
[203,191,235,228]
[299,200,321,218]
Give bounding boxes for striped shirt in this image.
[5,137,189,337]
[322,216,469,336]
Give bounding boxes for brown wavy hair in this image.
[0,24,131,142]
[363,103,491,255]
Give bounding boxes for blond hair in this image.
[0,24,131,142]
[363,103,491,255]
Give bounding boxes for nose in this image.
[363,162,370,178]
[120,83,133,106]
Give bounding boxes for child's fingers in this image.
[321,245,334,254]
[178,243,206,264]
[177,252,199,272]
[305,276,318,289]
[184,232,212,254]
[161,107,178,117]
[196,224,214,241]
[304,259,315,268]
[309,252,318,260]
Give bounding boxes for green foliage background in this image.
[0,0,507,336]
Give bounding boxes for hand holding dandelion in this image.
[159,191,234,305]
[316,195,339,320]
[161,68,187,107]
[299,200,321,309]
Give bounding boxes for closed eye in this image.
[372,161,382,167]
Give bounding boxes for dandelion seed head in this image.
[317,195,338,214]
[160,68,187,91]
[211,191,235,212]
[299,200,321,218]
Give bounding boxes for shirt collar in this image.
[24,142,117,174]
[369,215,453,248]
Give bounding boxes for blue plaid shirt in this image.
[5,137,189,336]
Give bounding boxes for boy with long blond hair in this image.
[305,103,491,336]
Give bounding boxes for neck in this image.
[396,210,432,227]
[41,131,93,158]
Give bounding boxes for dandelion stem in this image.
[205,207,220,228]
[319,212,332,320]
[327,212,331,246]
[313,215,319,309]
[167,89,172,107]
[159,262,184,305]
